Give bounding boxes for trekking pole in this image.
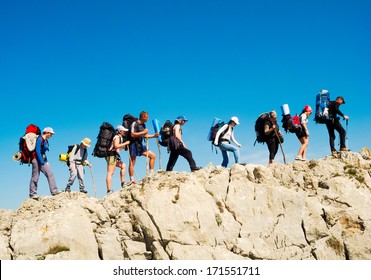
[89,166,97,198]
[156,138,162,170]
[275,130,287,164]
[345,119,349,150]
[145,137,149,175]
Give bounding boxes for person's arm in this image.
[130,122,148,138]
[35,136,45,165]
[231,129,241,147]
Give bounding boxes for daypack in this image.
[314,90,330,124]
[16,124,42,165]
[159,120,173,147]
[281,114,302,133]
[254,113,270,145]
[60,144,86,166]
[122,114,138,142]
[209,120,226,146]
[92,122,116,158]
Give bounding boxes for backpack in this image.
[60,144,86,166]
[159,120,173,147]
[15,124,42,165]
[254,113,270,145]
[122,114,138,142]
[281,114,302,133]
[92,122,116,158]
[208,120,226,146]
[314,90,331,124]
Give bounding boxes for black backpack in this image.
[254,113,270,145]
[209,121,226,146]
[92,122,116,158]
[159,120,173,147]
[122,114,138,142]
[281,114,302,133]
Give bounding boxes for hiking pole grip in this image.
[275,130,287,164]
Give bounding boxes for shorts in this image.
[295,129,307,140]
[106,155,119,166]
[129,142,147,157]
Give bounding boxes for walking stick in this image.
[275,130,287,164]
[345,119,349,150]
[89,166,97,198]
[145,137,149,175]
[156,138,162,170]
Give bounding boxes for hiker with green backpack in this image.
[65,138,92,194]
[213,116,241,168]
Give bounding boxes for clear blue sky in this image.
[1,0,370,210]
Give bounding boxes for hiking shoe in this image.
[332,150,339,156]
[80,189,88,194]
[106,189,113,194]
[52,190,63,196]
[295,156,303,161]
[340,148,349,152]
[65,187,71,193]
[30,195,40,200]
[191,167,202,172]
[125,181,137,187]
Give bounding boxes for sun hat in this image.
[116,125,128,132]
[81,138,91,147]
[43,127,55,134]
[230,116,240,125]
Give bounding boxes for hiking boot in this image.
[191,167,202,172]
[340,148,349,152]
[106,189,113,194]
[65,187,71,193]
[80,189,88,194]
[332,150,339,156]
[52,190,63,196]
[30,195,40,200]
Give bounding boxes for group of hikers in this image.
[16,91,349,199]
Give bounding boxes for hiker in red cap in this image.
[295,106,312,161]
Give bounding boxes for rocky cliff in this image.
[1,152,370,260]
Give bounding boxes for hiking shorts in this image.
[106,155,118,166]
[295,129,308,140]
[130,143,147,157]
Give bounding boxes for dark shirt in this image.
[328,101,345,119]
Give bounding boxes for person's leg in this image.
[66,164,77,191]
[326,121,336,152]
[76,165,86,192]
[117,161,126,187]
[29,158,40,197]
[334,122,346,149]
[106,156,116,192]
[166,151,179,171]
[142,150,156,173]
[40,162,58,195]
[178,147,197,170]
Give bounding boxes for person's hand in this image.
[344,115,349,120]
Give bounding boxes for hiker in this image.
[106,126,130,193]
[295,106,312,161]
[325,96,349,155]
[128,111,158,184]
[65,138,92,194]
[214,116,241,167]
[29,127,62,198]
[166,116,201,172]
[264,111,284,164]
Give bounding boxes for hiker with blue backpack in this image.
[326,96,349,156]
[213,116,242,168]
[295,106,313,161]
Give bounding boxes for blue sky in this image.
[1,0,370,210]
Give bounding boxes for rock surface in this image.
[1,152,370,260]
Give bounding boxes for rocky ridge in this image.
[1,152,370,260]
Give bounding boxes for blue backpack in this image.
[314,90,330,124]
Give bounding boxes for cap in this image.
[176,116,188,122]
[116,125,128,132]
[230,116,240,125]
[81,138,91,147]
[304,105,313,113]
[336,96,346,104]
[43,127,55,134]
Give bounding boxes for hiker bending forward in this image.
[264,111,283,164]
[214,116,241,167]
[65,138,92,194]
[166,116,201,172]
